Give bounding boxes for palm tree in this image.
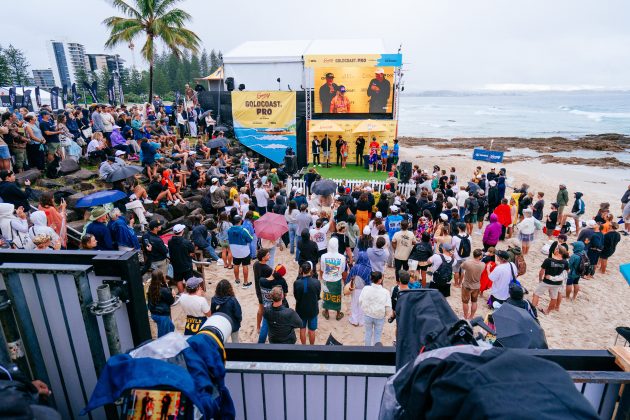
[103,0,201,102]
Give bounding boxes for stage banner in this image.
[472,148,504,163]
[231,91,297,164]
[308,119,398,163]
[305,54,401,114]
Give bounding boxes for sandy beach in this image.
[169,139,630,350]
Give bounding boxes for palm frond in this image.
[154,8,192,27]
[137,0,155,18]
[106,0,141,19]
[154,0,184,17]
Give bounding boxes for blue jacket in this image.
[108,217,141,250]
[86,221,115,250]
[568,241,585,280]
[292,194,308,209]
[82,333,235,419]
[227,225,253,246]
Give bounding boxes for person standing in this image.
[585,223,603,279]
[294,262,321,344]
[335,135,344,166]
[428,243,454,297]
[532,246,569,314]
[321,134,332,167]
[346,251,372,327]
[24,114,46,170]
[179,277,211,335]
[253,181,270,216]
[568,192,586,236]
[451,223,471,287]
[566,241,586,301]
[102,106,115,141]
[146,270,175,337]
[142,220,169,274]
[368,137,380,172]
[168,224,196,293]
[557,184,569,226]
[367,68,391,113]
[482,214,502,251]
[359,272,391,346]
[319,237,346,321]
[487,180,500,216]
[391,220,416,282]
[545,202,559,239]
[461,249,485,319]
[264,286,303,344]
[227,215,254,288]
[488,250,517,306]
[91,105,105,134]
[39,111,62,163]
[599,222,620,274]
[210,279,242,343]
[311,136,321,166]
[355,135,365,166]
[533,192,545,221]
[340,140,349,168]
[516,208,539,255]
[318,72,338,112]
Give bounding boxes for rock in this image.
[166,216,187,230]
[56,187,79,196]
[78,182,95,191]
[66,169,98,183]
[66,193,85,209]
[67,220,86,233]
[168,203,187,219]
[148,213,167,227]
[185,201,202,212]
[58,159,80,175]
[65,209,79,223]
[154,207,173,221]
[189,208,206,218]
[37,179,64,189]
[15,169,41,186]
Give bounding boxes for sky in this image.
[5,0,630,91]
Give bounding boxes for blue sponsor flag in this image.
[473,148,504,163]
[50,87,60,110]
[8,87,16,109]
[34,86,42,107]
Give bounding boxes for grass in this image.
[306,163,389,181]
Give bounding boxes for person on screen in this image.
[319,72,338,113]
[367,68,391,113]
[330,86,351,113]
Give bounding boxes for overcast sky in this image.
[5,0,630,91]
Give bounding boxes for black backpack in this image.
[433,255,453,284]
[456,234,471,258]
[577,253,591,277]
[468,197,479,214]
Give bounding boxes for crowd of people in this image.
[0,100,628,347]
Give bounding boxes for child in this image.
[380,141,389,172]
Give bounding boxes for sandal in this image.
[336,312,344,321]
[235,279,241,284]
[322,309,330,320]
[226,265,234,269]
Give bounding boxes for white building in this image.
[47,40,90,87]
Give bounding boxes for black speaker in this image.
[226,77,235,92]
[400,161,412,183]
[284,155,297,174]
[238,84,245,91]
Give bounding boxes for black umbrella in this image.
[311,179,338,196]
[206,137,228,149]
[493,304,548,349]
[467,181,480,193]
[104,165,144,183]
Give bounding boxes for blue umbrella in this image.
[75,190,127,208]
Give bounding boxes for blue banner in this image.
[376,53,403,67]
[473,148,504,163]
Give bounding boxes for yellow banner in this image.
[308,119,398,162]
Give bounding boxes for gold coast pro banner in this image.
[305,54,401,114]
[231,91,296,163]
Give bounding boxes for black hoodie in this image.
[211,295,242,331]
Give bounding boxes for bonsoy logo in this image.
[257,92,271,99]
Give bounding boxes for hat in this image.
[194,162,203,167]
[211,177,219,183]
[106,155,116,162]
[390,205,399,212]
[385,184,390,190]
[375,211,383,218]
[148,219,162,230]
[173,224,186,234]
[115,150,126,156]
[375,68,385,74]
[586,220,597,227]
[388,172,394,177]
[89,207,108,221]
[297,187,303,193]
[233,215,242,223]
[339,86,346,93]
[441,243,453,252]
[497,250,510,260]
[440,213,448,221]
[363,226,371,235]
[274,264,287,277]
[325,72,334,78]
[345,187,350,194]
[40,110,50,116]
[489,180,497,186]
[32,234,51,245]
[509,283,524,300]
[185,277,203,289]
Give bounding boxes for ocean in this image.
[398,91,630,139]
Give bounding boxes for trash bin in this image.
[363,155,370,170]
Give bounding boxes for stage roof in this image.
[223,39,386,64]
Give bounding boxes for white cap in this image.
[440,213,448,221]
[194,162,203,167]
[173,224,186,233]
[363,226,371,235]
[291,186,297,191]
[375,211,383,218]
[390,205,399,212]
[211,177,219,183]
[586,220,597,227]
[114,150,126,156]
[310,207,319,214]
[297,188,303,193]
[365,186,372,192]
[375,68,385,74]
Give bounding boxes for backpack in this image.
[467,197,479,214]
[456,234,471,258]
[433,255,453,285]
[577,253,591,277]
[514,254,527,276]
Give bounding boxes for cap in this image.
[586,220,597,227]
[388,172,394,176]
[115,150,126,156]
[325,72,334,78]
[148,219,162,230]
[441,243,453,252]
[375,211,382,218]
[497,250,510,260]
[297,187,303,193]
[233,215,242,223]
[185,277,203,289]
[440,213,448,221]
[195,162,203,167]
[173,224,186,234]
[385,184,390,190]
[212,177,219,183]
[274,264,287,277]
[339,86,346,93]
[390,205,399,212]
[375,68,385,74]
[363,226,371,235]
[106,155,116,162]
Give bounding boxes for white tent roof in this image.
[223,39,386,64]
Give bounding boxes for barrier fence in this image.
[288,177,416,196]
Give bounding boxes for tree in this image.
[4,45,31,86]
[103,0,201,101]
[209,49,220,73]
[0,46,10,86]
[200,48,208,76]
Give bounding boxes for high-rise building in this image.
[87,54,126,75]
[32,69,56,89]
[47,40,89,87]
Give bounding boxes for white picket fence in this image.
[288,177,415,196]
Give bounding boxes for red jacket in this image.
[493,204,512,227]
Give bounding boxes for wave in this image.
[248,143,288,149]
[237,134,292,141]
[566,109,630,122]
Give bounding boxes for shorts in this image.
[558,205,566,215]
[47,142,61,155]
[233,255,251,266]
[408,259,419,271]
[418,261,430,271]
[0,145,10,159]
[174,270,195,283]
[461,287,480,303]
[429,281,451,297]
[465,214,478,223]
[323,151,330,158]
[568,212,581,220]
[566,276,580,286]
[150,259,169,274]
[300,316,318,331]
[534,282,562,299]
[219,240,230,249]
[519,232,535,243]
